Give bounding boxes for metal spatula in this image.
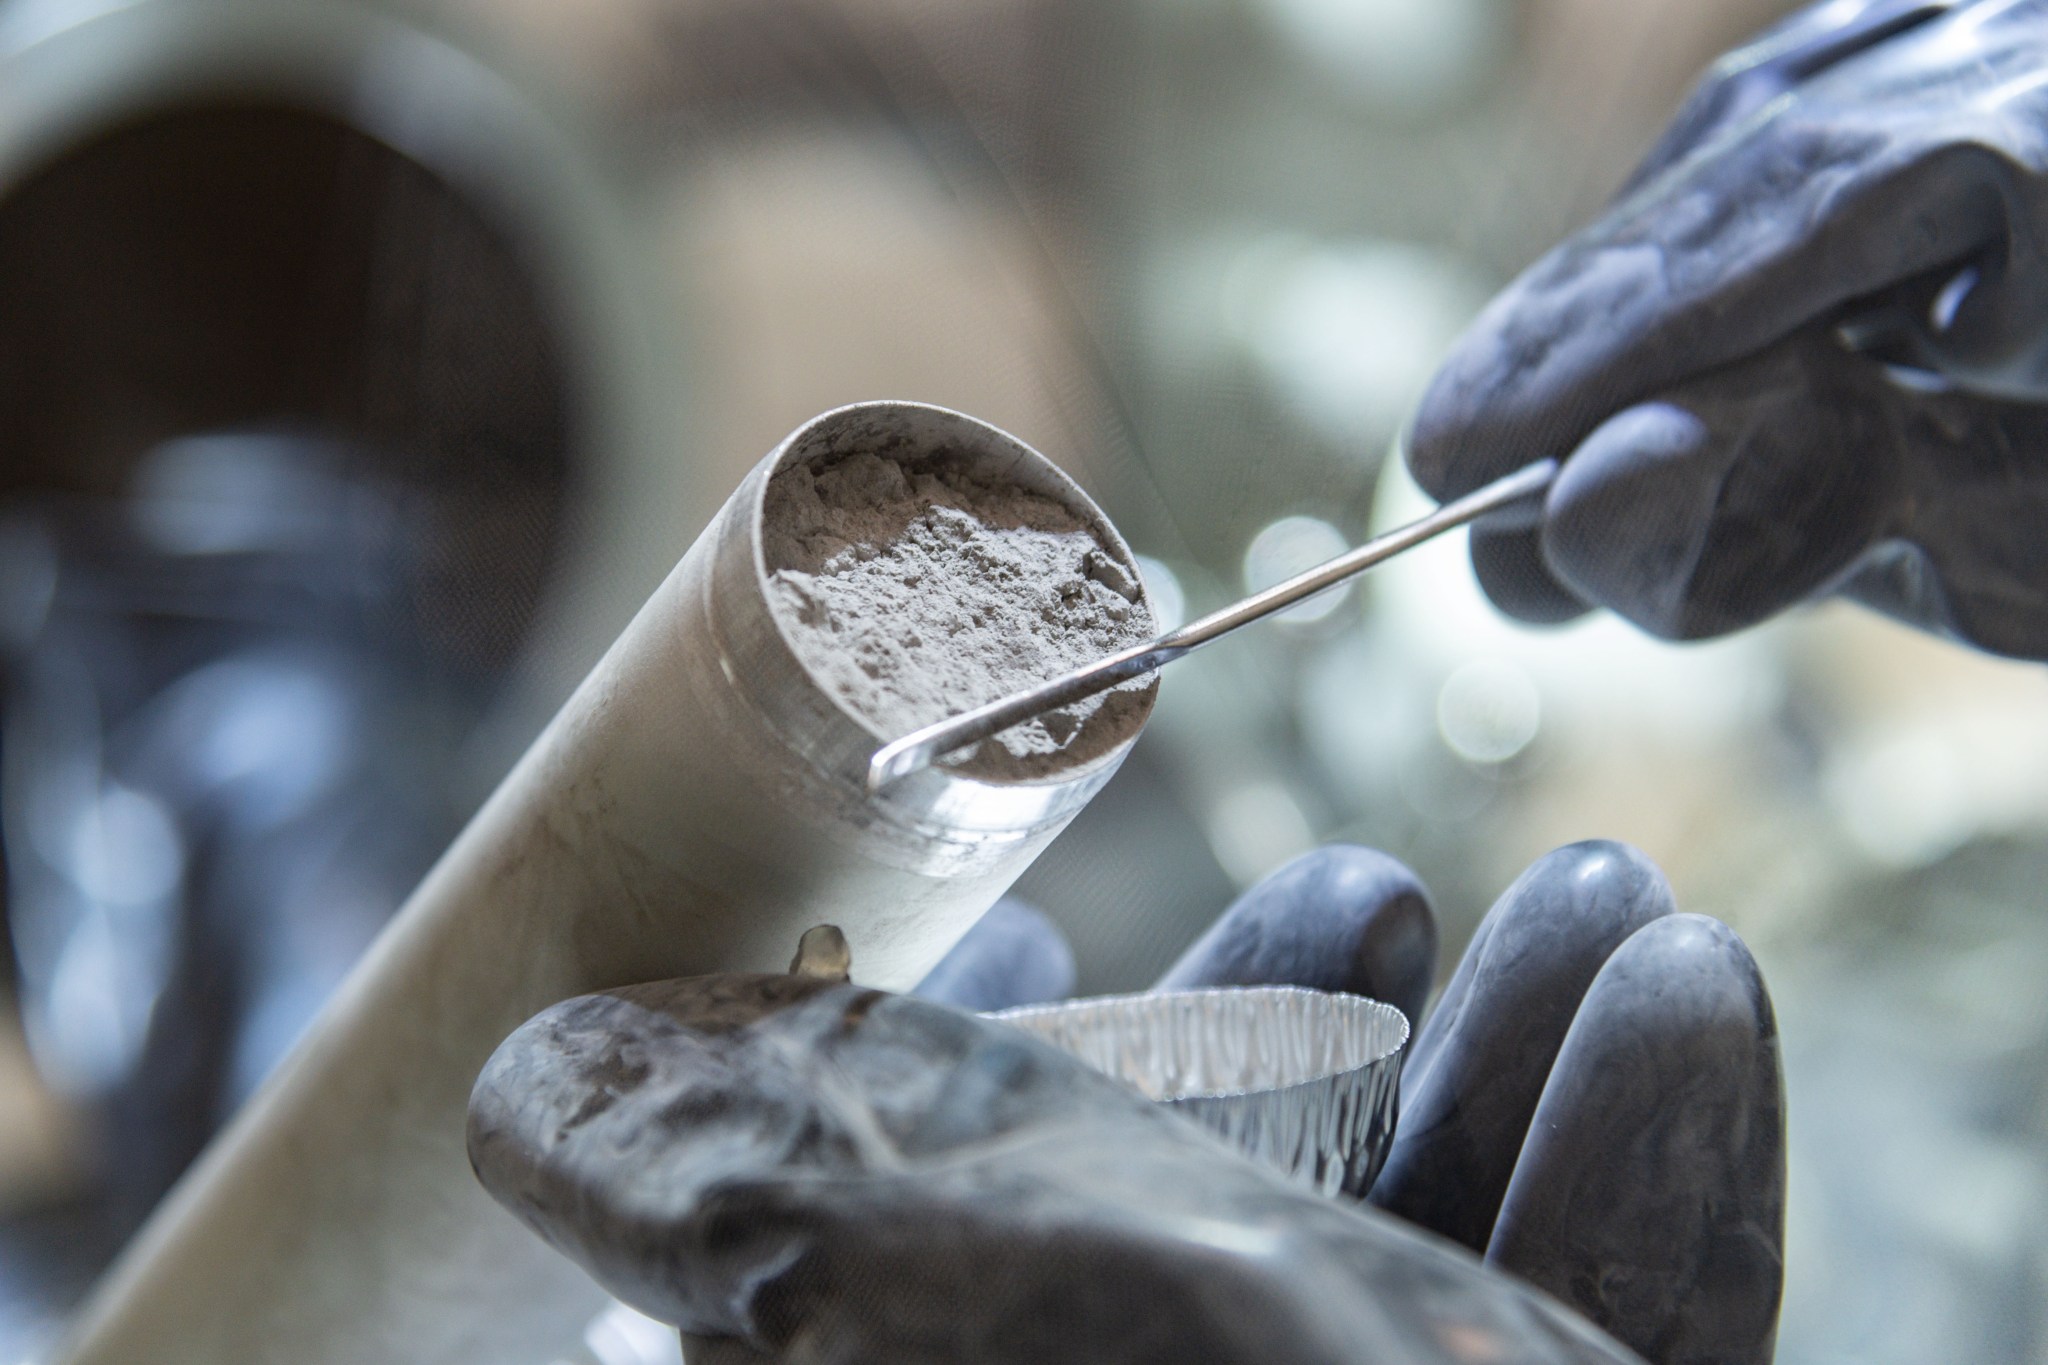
[867,458,1558,792]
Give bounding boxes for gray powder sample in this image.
[762,450,1155,782]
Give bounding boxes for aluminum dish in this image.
[989,985,1407,1198]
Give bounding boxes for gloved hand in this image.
[1407,0,2048,656]
[469,927,1639,1365]
[466,843,1784,1365]
[919,844,1785,1365]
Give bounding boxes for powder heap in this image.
[762,450,1156,782]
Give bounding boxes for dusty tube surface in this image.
[53,402,1154,1365]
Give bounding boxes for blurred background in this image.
[1,0,2045,1361]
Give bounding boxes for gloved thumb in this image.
[1541,334,1906,639]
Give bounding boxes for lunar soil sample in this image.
[762,448,1154,780]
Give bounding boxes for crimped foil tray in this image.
[988,986,1407,1198]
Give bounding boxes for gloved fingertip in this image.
[1404,321,1555,501]
[1402,377,1476,501]
[1540,401,1724,638]
[1469,525,1591,625]
[913,897,1077,1012]
[1154,845,1437,1026]
[1371,840,1677,1250]
[1403,839,1675,1087]
[1487,913,1784,1365]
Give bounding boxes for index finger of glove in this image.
[1539,332,1909,639]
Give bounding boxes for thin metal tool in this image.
[866,458,1559,792]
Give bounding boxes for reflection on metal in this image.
[989,985,1407,1198]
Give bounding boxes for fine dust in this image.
[762,450,1156,782]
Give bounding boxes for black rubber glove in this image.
[468,971,1640,1365]
[926,842,1787,1365]
[463,845,1782,1364]
[1408,0,2048,656]
[1367,843,1784,1365]
[910,897,1076,1013]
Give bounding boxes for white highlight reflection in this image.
[1436,658,1540,765]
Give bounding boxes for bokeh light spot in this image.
[1435,658,1539,765]
[1243,516,1350,623]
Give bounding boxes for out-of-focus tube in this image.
[52,402,1154,1365]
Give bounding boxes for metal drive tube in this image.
[53,402,1154,1365]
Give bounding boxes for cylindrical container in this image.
[55,401,1153,1365]
[990,987,1407,1199]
